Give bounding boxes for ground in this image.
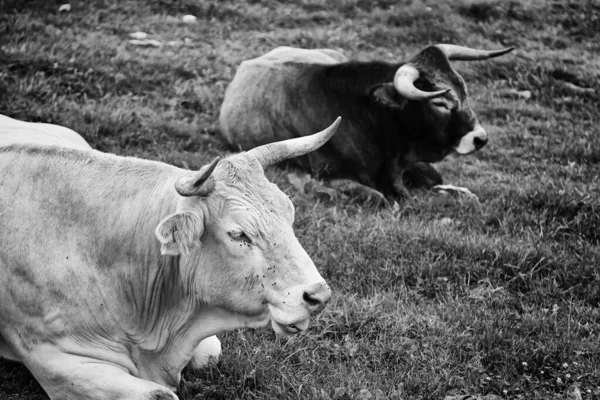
[0,0,599,399]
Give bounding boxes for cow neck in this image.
[98,170,260,385]
[100,175,200,338]
[387,100,427,155]
[323,61,398,95]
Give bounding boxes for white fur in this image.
[188,335,221,369]
[454,124,487,154]
[0,142,331,399]
[0,114,91,149]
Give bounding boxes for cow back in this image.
[0,114,92,150]
[219,47,346,157]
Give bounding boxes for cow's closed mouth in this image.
[271,318,310,336]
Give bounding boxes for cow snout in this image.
[455,124,488,154]
[473,135,488,150]
[302,282,331,314]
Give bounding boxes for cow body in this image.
[220,45,512,201]
[221,47,382,183]
[0,118,338,399]
[0,114,92,149]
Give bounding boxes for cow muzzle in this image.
[268,281,331,336]
[302,282,331,315]
[455,124,488,155]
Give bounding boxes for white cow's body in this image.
[0,118,338,399]
[0,114,92,149]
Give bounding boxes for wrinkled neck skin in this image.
[77,175,268,388]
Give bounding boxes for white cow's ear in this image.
[155,211,205,255]
[369,84,404,108]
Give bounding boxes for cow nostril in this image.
[303,291,321,307]
[473,136,488,149]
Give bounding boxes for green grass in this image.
[1,0,599,399]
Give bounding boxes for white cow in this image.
[0,115,226,367]
[0,114,92,149]
[0,117,340,400]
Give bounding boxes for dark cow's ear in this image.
[369,84,404,108]
[155,211,205,256]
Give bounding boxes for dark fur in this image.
[284,46,478,197]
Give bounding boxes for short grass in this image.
[1,0,599,399]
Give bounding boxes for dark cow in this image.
[219,44,513,203]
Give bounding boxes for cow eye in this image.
[228,230,252,244]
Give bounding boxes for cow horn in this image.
[393,64,450,100]
[175,156,220,197]
[248,117,341,167]
[434,44,514,61]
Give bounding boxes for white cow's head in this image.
[155,118,340,336]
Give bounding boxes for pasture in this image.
[0,0,599,399]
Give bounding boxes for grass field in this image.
[1,0,599,399]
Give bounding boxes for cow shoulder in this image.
[248,46,346,66]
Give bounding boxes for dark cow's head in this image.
[372,44,513,162]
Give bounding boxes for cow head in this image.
[372,44,513,161]
[155,118,341,336]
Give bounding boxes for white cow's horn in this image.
[434,44,514,61]
[248,117,341,167]
[175,156,220,197]
[393,64,450,101]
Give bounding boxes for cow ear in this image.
[155,211,205,256]
[369,84,404,108]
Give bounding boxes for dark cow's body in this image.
[220,45,513,201]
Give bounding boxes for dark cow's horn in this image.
[393,64,450,101]
[248,117,341,167]
[175,156,220,197]
[434,44,514,61]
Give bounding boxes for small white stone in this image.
[128,39,162,47]
[58,3,71,12]
[129,31,148,40]
[166,40,184,47]
[499,88,532,100]
[437,217,453,226]
[425,6,432,11]
[182,14,198,23]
